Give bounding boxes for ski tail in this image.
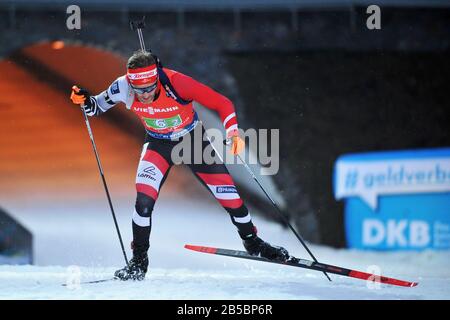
[61,277,117,286]
[184,245,418,288]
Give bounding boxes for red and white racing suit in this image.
[89,68,256,253]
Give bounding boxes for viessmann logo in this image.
[133,106,179,114]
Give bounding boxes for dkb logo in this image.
[363,219,430,248]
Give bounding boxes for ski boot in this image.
[114,245,148,281]
[243,234,290,262]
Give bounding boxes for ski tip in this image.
[383,279,419,288]
[393,280,419,288]
[185,244,217,254]
[349,270,419,288]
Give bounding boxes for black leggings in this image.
[132,125,255,253]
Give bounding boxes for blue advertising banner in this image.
[334,148,450,250]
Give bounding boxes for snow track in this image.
[1,197,449,299]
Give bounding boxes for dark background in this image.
[229,50,450,246]
[0,2,449,247]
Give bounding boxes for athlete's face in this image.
[132,81,158,104]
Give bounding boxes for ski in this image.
[185,244,418,288]
[61,277,117,286]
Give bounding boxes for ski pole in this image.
[222,139,332,281]
[76,87,129,267]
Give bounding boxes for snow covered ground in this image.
[1,191,449,300]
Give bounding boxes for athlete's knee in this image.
[226,204,250,221]
[135,192,155,217]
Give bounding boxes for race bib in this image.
[143,115,182,130]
